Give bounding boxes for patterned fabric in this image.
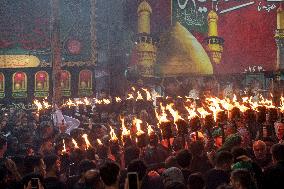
[161,167,184,187]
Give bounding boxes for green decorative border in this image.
[12,92,28,98]
[34,91,49,98]
[0,93,4,98]
[78,89,93,97]
[62,90,71,97]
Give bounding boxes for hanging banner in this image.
[12,72,27,98]
[34,71,49,97]
[60,70,71,97]
[78,70,93,97]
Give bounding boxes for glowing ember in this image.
[72,138,79,149]
[110,126,118,141]
[82,134,92,149]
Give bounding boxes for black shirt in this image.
[205,169,230,189]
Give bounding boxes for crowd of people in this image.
[1,82,284,189]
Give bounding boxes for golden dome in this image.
[207,10,218,20]
[137,0,152,14]
[155,22,213,77]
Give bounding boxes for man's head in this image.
[85,169,103,189]
[187,173,205,189]
[215,151,234,171]
[230,169,254,189]
[271,144,284,164]
[78,159,96,177]
[274,122,284,140]
[124,146,140,168]
[24,155,46,177]
[175,150,192,169]
[212,128,223,147]
[99,161,120,187]
[127,159,147,181]
[43,154,61,174]
[165,156,179,169]
[253,140,267,159]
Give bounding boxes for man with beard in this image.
[252,140,271,170]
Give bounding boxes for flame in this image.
[133,118,144,136]
[94,98,102,104]
[66,98,76,107]
[185,106,198,120]
[75,99,84,105]
[220,98,234,111]
[97,139,103,145]
[280,96,284,112]
[197,107,211,118]
[72,138,79,149]
[115,97,122,103]
[62,139,67,153]
[131,87,136,91]
[34,100,43,111]
[82,134,92,149]
[206,97,223,122]
[142,88,152,101]
[258,95,275,109]
[42,100,51,109]
[127,93,134,100]
[121,117,130,136]
[156,103,169,124]
[136,91,143,101]
[110,126,118,141]
[147,124,154,135]
[83,98,91,105]
[166,103,183,123]
[102,98,111,104]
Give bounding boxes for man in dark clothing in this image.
[262,144,284,189]
[176,149,192,184]
[43,154,66,189]
[205,151,233,189]
[142,133,169,166]
[190,141,213,174]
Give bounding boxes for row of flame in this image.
[62,92,284,153]
[61,117,152,153]
[34,92,284,124]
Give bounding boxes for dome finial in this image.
[137,0,152,14]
